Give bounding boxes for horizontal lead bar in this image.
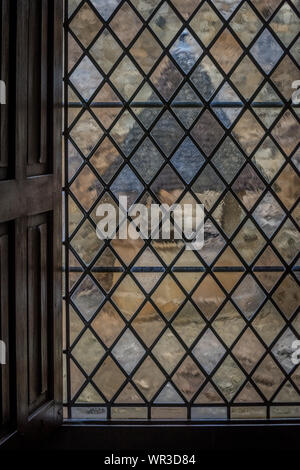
[65,101,294,109]
[64,266,300,273]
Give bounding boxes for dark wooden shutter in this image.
[0,0,63,446]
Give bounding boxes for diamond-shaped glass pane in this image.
[210,30,243,73]
[190,2,222,46]
[191,110,225,156]
[90,29,122,74]
[112,330,145,374]
[191,56,223,102]
[170,29,203,74]
[151,56,183,101]
[213,0,242,19]
[232,274,266,320]
[149,3,182,46]
[131,138,164,183]
[250,29,284,74]
[151,111,184,155]
[110,2,142,46]
[110,57,143,100]
[230,2,262,46]
[71,275,104,320]
[130,29,163,74]
[193,329,226,374]
[212,137,245,183]
[152,330,185,374]
[270,3,300,47]
[70,56,103,101]
[70,3,102,47]
[171,138,205,183]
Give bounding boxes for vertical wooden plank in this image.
[14,217,28,432]
[39,0,48,165]
[39,223,48,395]
[0,233,10,425]
[0,0,9,176]
[27,226,39,407]
[27,0,40,167]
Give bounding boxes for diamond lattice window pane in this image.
[193,329,226,374]
[230,2,262,46]
[71,275,105,320]
[232,328,265,373]
[232,110,264,155]
[65,0,300,420]
[131,138,164,183]
[253,192,285,238]
[130,0,161,19]
[191,56,223,101]
[172,302,206,347]
[250,29,284,74]
[151,111,184,155]
[213,0,243,19]
[171,0,199,19]
[70,111,104,156]
[212,137,245,183]
[252,355,284,400]
[252,137,285,183]
[271,111,300,156]
[171,138,205,183]
[272,328,298,373]
[70,3,102,47]
[273,164,300,210]
[271,56,300,101]
[152,330,185,374]
[130,29,163,73]
[112,330,145,374]
[272,275,300,319]
[70,56,103,101]
[230,56,263,100]
[172,356,205,401]
[92,302,125,347]
[151,56,183,101]
[190,2,222,47]
[210,30,243,74]
[70,165,103,211]
[133,356,166,401]
[70,219,103,265]
[232,219,266,265]
[90,29,122,74]
[192,164,225,211]
[252,301,285,346]
[72,328,105,374]
[212,355,245,401]
[232,274,266,319]
[132,302,165,347]
[212,302,246,348]
[270,3,300,47]
[110,57,143,100]
[110,111,144,155]
[250,0,282,20]
[273,219,300,265]
[191,110,225,156]
[170,29,203,74]
[109,2,142,46]
[149,3,182,47]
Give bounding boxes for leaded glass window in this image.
[64,0,300,421]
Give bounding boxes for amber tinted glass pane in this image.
[65,0,300,420]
